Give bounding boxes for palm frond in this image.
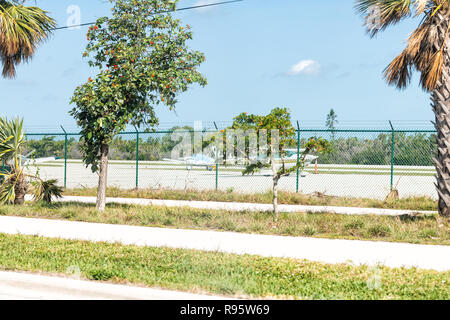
[421,49,444,90]
[405,23,429,58]
[0,171,15,204]
[0,182,15,204]
[0,116,26,165]
[31,178,63,203]
[383,49,413,89]
[0,1,56,78]
[355,0,414,36]
[414,0,429,15]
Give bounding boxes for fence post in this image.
[60,126,68,189]
[389,121,395,191]
[214,122,219,191]
[135,126,139,189]
[296,121,300,193]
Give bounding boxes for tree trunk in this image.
[273,175,279,221]
[271,157,279,221]
[432,13,450,218]
[14,172,27,205]
[96,143,109,211]
[432,88,450,218]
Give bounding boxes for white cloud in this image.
[287,60,321,76]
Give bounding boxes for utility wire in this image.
[52,0,244,31]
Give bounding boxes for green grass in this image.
[0,233,448,299]
[64,187,438,211]
[1,202,448,245]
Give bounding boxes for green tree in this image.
[70,0,207,210]
[356,0,450,217]
[0,0,55,78]
[326,108,338,140]
[26,136,67,158]
[232,108,330,220]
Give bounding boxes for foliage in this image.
[0,117,62,204]
[355,0,449,91]
[230,108,330,218]
[0,116,26,165]
[31,178,63,203]
[317,132,435,166]
[25,136,69,158]
[70,0,207,172]
[231,108,330,178]
[326,108,338,140]
[25,130,437,166]
[0,0,56,78]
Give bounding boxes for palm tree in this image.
[0,117,27,203]
[0,0,55,78]
[0,117,63,204]
[355,0,450,217]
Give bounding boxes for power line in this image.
[52,0,244,31]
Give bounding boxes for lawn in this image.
[1,201,448,245]
[0,233,448,300]
[64,187,438,211]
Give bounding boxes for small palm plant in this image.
[0,117,63,204]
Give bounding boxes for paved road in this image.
[1,216,448,271]
[0,271,230,300]
[29,162,437,200]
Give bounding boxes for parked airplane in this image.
[163,148,318,175]
[2,151,56,168]
[22,150,56,166]
[282,149,318,166]
[261,149,318,177]
[163,154,216,171]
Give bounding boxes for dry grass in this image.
[64,187,438,211]
[1,201,448,245]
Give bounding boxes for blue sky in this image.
[0,0,434,132]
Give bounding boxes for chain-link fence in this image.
[297,129,436,200]
[18,127,437,200]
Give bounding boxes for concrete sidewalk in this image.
[0,216,449,271]
[26,195,437,216]
[0,271,230,300]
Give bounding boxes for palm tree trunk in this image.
[432,13,450,218]
[96,143,109,211]
[13,171,27,205]
[432,88,450,218]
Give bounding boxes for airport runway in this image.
[28,161,438,200]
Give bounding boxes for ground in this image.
[28,160,437,200]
